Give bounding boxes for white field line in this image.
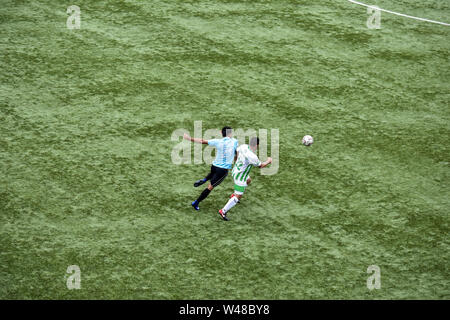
[348,0,450,26]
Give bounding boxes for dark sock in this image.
[196,188,211,203]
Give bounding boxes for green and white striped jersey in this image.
[231,144,261,183]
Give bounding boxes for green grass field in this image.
[1,0,449,299]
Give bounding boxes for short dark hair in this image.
[222,126,232,137]
[250,137,259,147]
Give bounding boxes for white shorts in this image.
[233,176,250,195]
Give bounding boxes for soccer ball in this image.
[302,135,314,146]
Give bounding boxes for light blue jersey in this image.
[208,137,238,169]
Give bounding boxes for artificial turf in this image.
[0,0,449,299]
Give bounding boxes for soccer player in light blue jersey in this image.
[183,126,239,211]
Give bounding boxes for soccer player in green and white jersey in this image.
[218,137,272,221]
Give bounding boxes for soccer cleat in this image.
[191,200,200,211]
[218,209,229,221]
[194,179,206,187]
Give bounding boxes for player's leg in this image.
[192,166,215,209]
[219,178,247,220]
[229,177,250,202]
[192,166,228,210]
[194,166,214,187]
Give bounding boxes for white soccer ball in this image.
[302,135,314,146]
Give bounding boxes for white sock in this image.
[223,196,239,213]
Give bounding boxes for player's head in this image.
[222,126,232,137]
[250,137,259,151]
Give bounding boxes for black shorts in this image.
[209,165,229,187]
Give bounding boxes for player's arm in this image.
[234,150,239,163]
[183,133,208,144]
[258,157,272,169]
